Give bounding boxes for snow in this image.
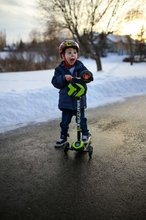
[0,54,146,133]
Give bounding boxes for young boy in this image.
[51,39,93,147]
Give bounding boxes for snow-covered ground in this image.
[0,54,146,133]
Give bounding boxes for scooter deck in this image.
[64,136,93,158]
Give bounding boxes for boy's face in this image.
[64,48,78,66]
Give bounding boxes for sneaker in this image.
[82,135,89,144]
[82,132,91,143]
[55,137,67,148]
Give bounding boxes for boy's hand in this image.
[65,75,72,81]
[82,72,91,80]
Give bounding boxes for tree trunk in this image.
[130,56,134,65]
[126,35,134,66]
[95,55,102,71]
[78,38,102,71]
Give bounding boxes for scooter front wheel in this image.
[88,145,93,159]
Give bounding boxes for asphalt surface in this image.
[0,96,146,220]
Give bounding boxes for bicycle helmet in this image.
[59,40,79,54]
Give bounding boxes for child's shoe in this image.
[82,133,91,144]
[55,136,67,148]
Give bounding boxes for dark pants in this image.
[60,108,88,138]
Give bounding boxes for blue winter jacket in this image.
[51,60,93,110]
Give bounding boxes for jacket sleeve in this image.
[77,61,94,83]
[51,67,68,89]
[80,70,94,83]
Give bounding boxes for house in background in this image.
[106,34,132,55]
[106,34,146,62]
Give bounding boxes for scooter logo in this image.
[68,82,86,97]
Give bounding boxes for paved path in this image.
[0,96,146,220]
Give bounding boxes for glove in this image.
[82,72,91,80]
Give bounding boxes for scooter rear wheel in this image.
[64,142,70,155]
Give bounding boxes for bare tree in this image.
[38,0,129,71]
[29,29,42,42]
[0,30,6,50]
[136,25,146,62]
[124,8,146,64]
[124,8,143,21]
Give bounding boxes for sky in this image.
[0,0,146,45]
[0,54,146,133]
[0,0,41,44]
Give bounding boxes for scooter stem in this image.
[77,97,81,141]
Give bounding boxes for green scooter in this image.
[64,77,93,159]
